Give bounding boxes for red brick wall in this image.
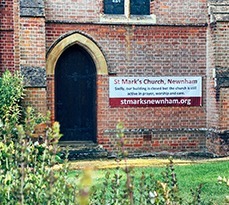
[0,0,14,30]
[46,25,207,77]
[19,10,47,118]
[0,0,20,73]
[45,0,101,22]
[205,4,229,157]
[20,18,46,68]
[0,32,15,72]
[46,24,206,125]
[216,22,229,132]
[45,0,207,25]
[22,88,47,115]
[46,22,207,153]
[102,130,206,154]
[96,74,206,154]
[13,0,20,71]
[206,22,229,132]
[5,0,229,156]
[215,22,229,69]
[220,88,229,130]
[153,0,207,24]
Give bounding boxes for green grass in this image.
[135,161,229,204]
[175,161,228,204]
[69,160,229,204]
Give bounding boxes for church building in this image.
[0,0,228,156]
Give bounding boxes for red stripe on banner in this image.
[109,97,202,107]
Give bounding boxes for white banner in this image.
[109,76,202,107]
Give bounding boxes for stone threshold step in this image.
[58,141,108,160]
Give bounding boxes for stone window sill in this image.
[99,14,156,25]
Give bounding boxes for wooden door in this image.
[55,44,97,142]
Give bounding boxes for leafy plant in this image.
[0,108,80,204]
[90,122,209,205]
[0,70,24,127]
[0,70,80,204]
[0,70,225,205]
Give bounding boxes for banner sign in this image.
[109,76,202,107]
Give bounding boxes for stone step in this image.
[58,141,108,160]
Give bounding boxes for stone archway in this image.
[47,33,108,76]
[46,33,108,126]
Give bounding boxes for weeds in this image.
[0,70,79,204]
[0,70,226,205]
[90,122,210,205]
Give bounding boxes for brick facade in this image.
[0,0,20,72]
[206,1,229,156]
[0,0,228,156]
[22,88,47,114]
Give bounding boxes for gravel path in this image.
[66,156,229,170]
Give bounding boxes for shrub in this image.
[0,70,24,127]
[90,122,208,205]
[90,159,208,205]
[0,111,79,204]
[0,70,79,204]
[0,70,222,205]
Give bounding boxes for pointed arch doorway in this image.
[55,44,96,142]
[46,33,108,143]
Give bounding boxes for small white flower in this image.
[34,141,39,146]
[149,191,157,198]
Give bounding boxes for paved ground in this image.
[66,156,229,170]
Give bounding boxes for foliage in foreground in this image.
[0,70,24,127]
[0,108,80,204]
[90,161,209,205]
[89,122,214,205]
[0,70,79,204]
[0,70,228,204]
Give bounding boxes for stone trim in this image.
[216,67,229,88]
[104,127,208,134]
[206,130,229,156]
[46,33,108,75]
[21,66,46,87]
[45,20,207,27]
[99,14,156,25]
[20,0,44,17]
[208,1,229,23]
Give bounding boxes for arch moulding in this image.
[46,33,108,75]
